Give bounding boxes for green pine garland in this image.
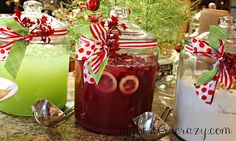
[115,0,191,44]
[54,0,198,46]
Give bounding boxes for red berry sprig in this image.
[87,13,102,23]
[14,7,35,28]
[224,53,236,80]
[13,7,54,43]
[106,16,127,56]
[175,44,182,53]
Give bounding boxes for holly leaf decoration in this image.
[195,67,220,86]
[0,18,28,36]
[4,40,27,78]
[88,56,109,84]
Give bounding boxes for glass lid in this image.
[22,0,67,30]
[109,6,157,42]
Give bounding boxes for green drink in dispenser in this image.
[0,1,69,116]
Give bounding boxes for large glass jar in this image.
[174,23,236,140]
[0,1,69,116]
[75,6,159,135]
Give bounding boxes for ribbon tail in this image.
[87,52,108,84]
[195,73,220,104]
[219,65,233,90]
[4,40,27,78]
[82,53,109,84]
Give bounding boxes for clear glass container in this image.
[219,16,236,53]
[0,1,69,116]
[75,6,159,135]
[174,18,236,141]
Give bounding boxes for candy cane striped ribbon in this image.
[118,40,157,49]
[184,38,233,104]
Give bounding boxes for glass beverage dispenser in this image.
[74,6,159,134]
[0,0,70,116]
[174,23,236,141]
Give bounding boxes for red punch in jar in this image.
[75,6,159,135]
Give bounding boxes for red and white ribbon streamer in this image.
[118,40,157,49]
[184,38,233,104]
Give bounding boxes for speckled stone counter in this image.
[0,73,182,141]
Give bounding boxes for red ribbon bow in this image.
[185,38,233,104]
[76,23,108,84]
[76,23,158,84]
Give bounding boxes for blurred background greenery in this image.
[3,0,232,49]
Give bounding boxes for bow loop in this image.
[76,36,100,61]
[90,23,108,43]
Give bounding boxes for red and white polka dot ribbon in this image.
[185,38,233,104]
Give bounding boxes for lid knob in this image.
[208,2,217,9]
[109,6,130,19]
[23,0,42,13]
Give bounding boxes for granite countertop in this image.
[0,73,182,141]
